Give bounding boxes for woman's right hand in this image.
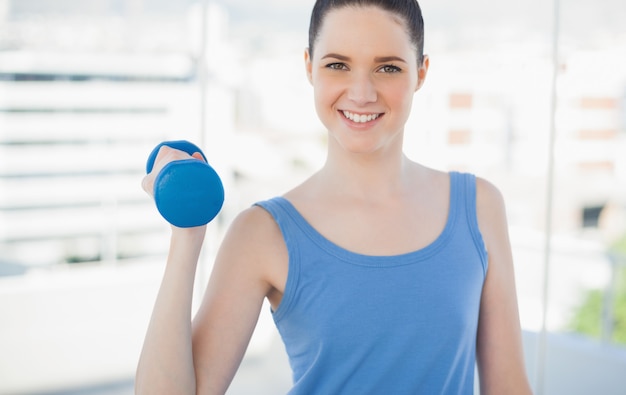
[141,145,206,199]
[142,145,208,235]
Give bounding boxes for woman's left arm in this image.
[475,177,533,394]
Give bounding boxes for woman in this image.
[136,0,532,393]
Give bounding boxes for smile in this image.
[341,110,382,124]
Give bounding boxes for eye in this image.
[326,62,348,71]
[379,64,402,73]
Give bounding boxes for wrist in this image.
[171,224,207,240]
[168,225,207,264]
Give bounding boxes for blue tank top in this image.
[255,172,487,394]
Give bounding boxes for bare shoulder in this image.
[226,204,281,241]
[474,177,510,251]
[475,177,507,219]
[215,204,288,301]
[220,204,286,261]
[476,177,506,212]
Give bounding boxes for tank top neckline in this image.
[272,172,462,267]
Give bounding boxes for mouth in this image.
[341,110,383,124]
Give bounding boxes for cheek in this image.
[313,77,341,108]
[386,82,415,111]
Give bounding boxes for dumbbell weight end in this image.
[147,141,224,228]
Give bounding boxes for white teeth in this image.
[342,110,380,123]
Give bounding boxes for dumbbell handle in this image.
[146,140,224,228]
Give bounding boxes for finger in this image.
[141,174,154,197]
[151,146,190,176]
[191,152,206,162]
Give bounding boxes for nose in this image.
[347,72,377,105]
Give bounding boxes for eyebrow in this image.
[321,53,408,64]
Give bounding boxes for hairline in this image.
[308,3,423,64]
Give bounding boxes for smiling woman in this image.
[136,1,532,394]
[304,6,426,155]
[2,0,625,393]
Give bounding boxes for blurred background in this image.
[0,0,625,394]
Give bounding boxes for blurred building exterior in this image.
[0,0,625,394]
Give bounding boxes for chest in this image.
[276,238,487,365]
[301,199,449,256]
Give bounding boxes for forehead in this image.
[315,6,415,60]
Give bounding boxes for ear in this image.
[304,48,313,85]
[415,54,430,92]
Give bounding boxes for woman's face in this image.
[305,6,428,156]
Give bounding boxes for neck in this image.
[318,147,416,201]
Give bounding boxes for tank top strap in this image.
[254,196,304,260]
[450,171,488,275]
[449,171,475,225]
[254,197,291,234]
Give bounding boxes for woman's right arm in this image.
[135,226,206,395]
[135,145,209,394]
[136,207,283,395]
[135,146,285,394]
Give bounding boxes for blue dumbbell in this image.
[146,140,224,228]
